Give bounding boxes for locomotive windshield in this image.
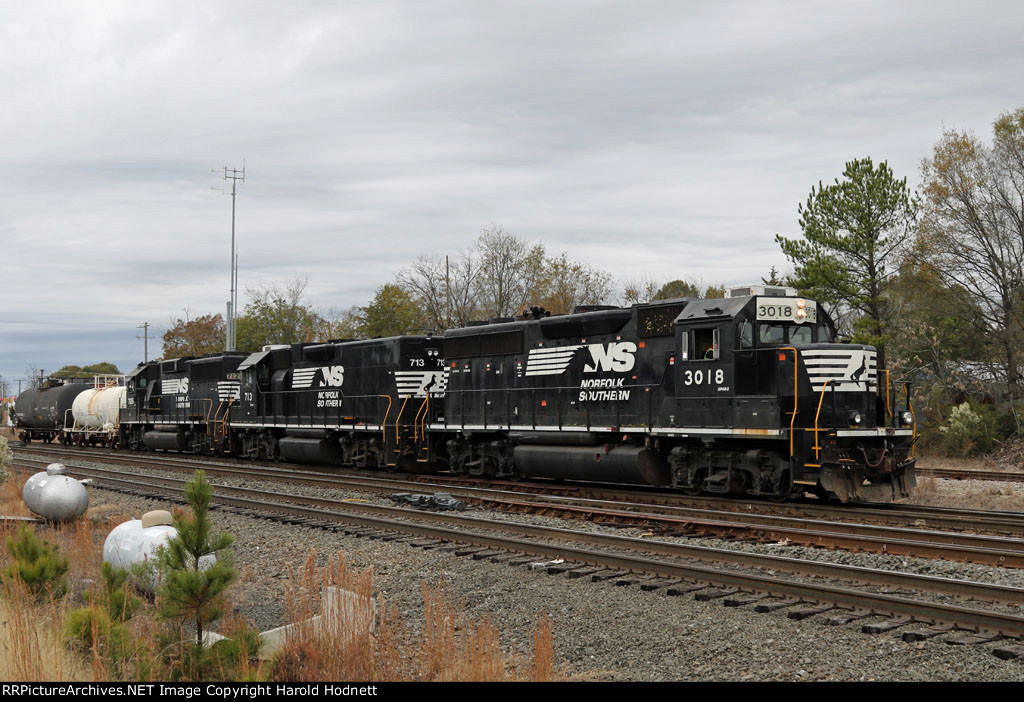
[750,320,835,346]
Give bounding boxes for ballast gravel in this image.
[19,450,1024,682]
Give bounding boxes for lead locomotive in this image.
[119,285,916,503]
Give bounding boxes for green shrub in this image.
[94,562,140,622]
[937,402,1000,456]
[2,525,69,600]
[64,605,133,660]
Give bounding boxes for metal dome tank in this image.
[103,510,215,589]
[21,463,89,522]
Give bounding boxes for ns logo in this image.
[583,342,637,373]
[291,364,345,389]
[321,365,345,387]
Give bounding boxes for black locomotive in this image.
[118,285,916,502]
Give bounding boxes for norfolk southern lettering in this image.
[578,377,630,401]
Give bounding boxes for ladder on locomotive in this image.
[391,395,432,464]
[207,399,233,452]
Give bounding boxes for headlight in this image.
[848,411,863,426]
[901,410,914,426]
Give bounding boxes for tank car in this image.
[64,377,126,447]
[435,285,915,502]
[14,381,90,443]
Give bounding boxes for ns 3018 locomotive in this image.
[118,285,916,503]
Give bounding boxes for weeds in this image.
[271,552,563,682]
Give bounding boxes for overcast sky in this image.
[1,0,1022,388]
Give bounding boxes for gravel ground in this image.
[15,447,1024,682]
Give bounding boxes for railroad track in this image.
[11,458,1024,656]
[17,444,1024,537]
[14,452,1024,569]
[918,467,1024,483]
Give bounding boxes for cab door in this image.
[674,323,732,427]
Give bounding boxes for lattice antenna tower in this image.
[213,163,246,351]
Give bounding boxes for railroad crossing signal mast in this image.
[214,164,245,351]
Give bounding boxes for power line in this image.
[137,322,154,363]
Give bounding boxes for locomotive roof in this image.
[675,296,750,322]
[445,306,635,339]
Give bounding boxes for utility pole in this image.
[137,322,153,363]
[214,164,246,351]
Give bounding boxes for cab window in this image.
[693,328,720,360]
[738,321,754,349]
[789,325,813,344]
[758,324,786,345]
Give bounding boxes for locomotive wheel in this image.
[451,457,469,476]
[481,457,498,479]
[680,470,706,496]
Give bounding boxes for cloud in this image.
[2,0,1023,381]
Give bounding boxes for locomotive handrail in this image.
[436,383,658,431]
[881,369,892,421]
[414,396,428,442]
[196,398,213,422]
[812,380,832,462]
[394,397,409,454]
[906,382,917,459]
[780,346,798,458]
[379,394,393,447]
[420,395,430,449]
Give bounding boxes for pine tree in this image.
[775,157,918,369]
[157,470,236,647]
[3,525,69,600]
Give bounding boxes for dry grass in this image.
[1,475,31,518]
[0,580,92,681]
[272,552,564,682]
[1,514,567,682]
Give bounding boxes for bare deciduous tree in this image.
[919,107,1024,396]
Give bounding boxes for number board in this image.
[755,297,817,324]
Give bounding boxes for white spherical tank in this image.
[103,510,214,589]
[22,463,88,522]
[72,386,126,431]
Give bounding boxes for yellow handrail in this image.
[394,397,409,453]
[813,379,831,461]
[421,395,430,447]
[379,395,393,447]
[413,396,428,442]
[906,383,916,459]
[781,347,798,457]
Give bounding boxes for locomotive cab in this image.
[667,286,915,502]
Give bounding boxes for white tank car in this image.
[72,385,126,431]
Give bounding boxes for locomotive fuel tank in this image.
[513,444,670,485]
